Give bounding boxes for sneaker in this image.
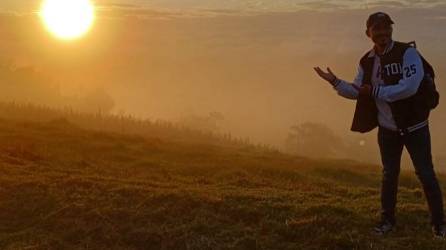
[432,224,446,238]
[373,218,395,235]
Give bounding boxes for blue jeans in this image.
[378,124,444,226]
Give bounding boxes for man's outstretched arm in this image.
[331,64,363,99]
[313,65,362,100]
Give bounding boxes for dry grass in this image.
[0,103,445,249]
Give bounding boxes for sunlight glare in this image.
[40,0,95,40]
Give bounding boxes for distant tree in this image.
[81,88,115,114]
[0,64,61,106]
[0,60,117,115]
[285,121,345,158]
[179,112,225,132]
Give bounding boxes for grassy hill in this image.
[0,103,446,249]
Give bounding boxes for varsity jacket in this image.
[331,40,429,136]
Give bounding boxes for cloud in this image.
[366,1,408,8]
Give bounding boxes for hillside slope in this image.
[0,117,445,250]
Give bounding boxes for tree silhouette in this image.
[285,121,344,158]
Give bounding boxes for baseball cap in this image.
[366,12,394,29]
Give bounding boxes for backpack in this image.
[408,41,440,110]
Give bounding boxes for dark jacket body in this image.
[351,41,430,133]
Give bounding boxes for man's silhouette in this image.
[314,12,446,237]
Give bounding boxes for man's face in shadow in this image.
[367,22,393,47]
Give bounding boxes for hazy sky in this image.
[1,0,446,12]
[0,0,446,159]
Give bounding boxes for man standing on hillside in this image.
[313,12,446,237]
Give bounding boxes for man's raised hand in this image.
[313,67,337,85]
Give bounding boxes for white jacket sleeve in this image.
[331,64,362,100]
[371,47,424,102]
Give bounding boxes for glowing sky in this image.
[0,0,445,151]
[1,0,446,13]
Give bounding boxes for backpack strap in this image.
[406,40,439,109]
[407,40,435,79]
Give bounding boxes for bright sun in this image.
[40,0,95,40]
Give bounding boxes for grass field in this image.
[1,107,446,249]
